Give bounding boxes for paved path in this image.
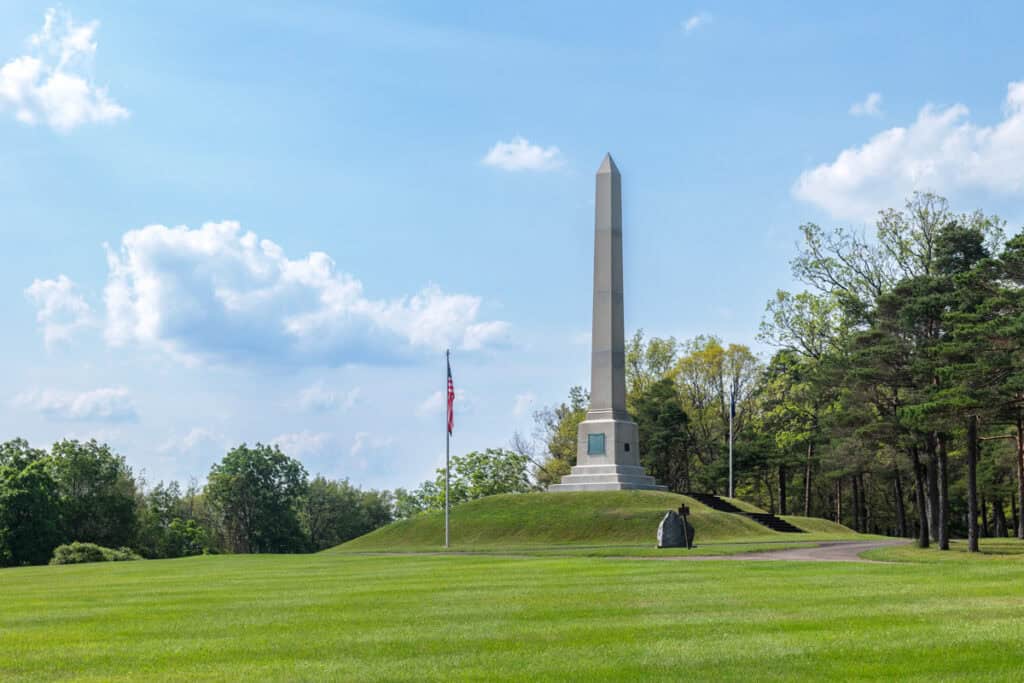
[353,539,909,563]
[678,539,908,563]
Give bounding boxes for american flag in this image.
[446,352,455,435]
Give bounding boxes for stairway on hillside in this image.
[686,492,806,533]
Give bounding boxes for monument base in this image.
[548,464,667,492]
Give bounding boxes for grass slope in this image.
[5,549,1024,680]
[336,491,863,553]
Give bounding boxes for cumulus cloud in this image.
[416,388,470,418]
[25,274,93,346]
[102,221,509,366]
[158,427,221,454]
[297,381,361,413]
[683,13,712,33]
[273,431,337,458]
[416,390,447,417]
[350,431,395,457]
[0,8,129,132]
[849,92,883,117]
[15,387,138,422]
[512,392,535,417]
[482,137,564,172]
[794,81,1024,220]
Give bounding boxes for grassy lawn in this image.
[4,549,1024,680]
[864,538,1024,562]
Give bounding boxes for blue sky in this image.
[5,1,1024,490]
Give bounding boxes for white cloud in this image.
[416,390,446,417]
[159,427,221,454]
[482,137,564,172]
[350,431,395,456]
[15,386,138,422]
[462,321,511,350]
[415,388,471,418]
[102,221,509,366]
[0,8,128,132]
[341,387,362,410]
[683,13,712,33]
[25,274,93,346]
[513,392,535,417]
[849,92,883,117]
[297,381,361,413]
[274,431,337,458]
[794,81,1024,220]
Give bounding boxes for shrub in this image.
[49,542,142,565]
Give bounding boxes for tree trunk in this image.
[862,472,872,533]
[893,465,907,537]
[804,442,814,517]
[981,495,990,538]
[912,446,930,549]
[937,432,950,550]
[1017,413,1024,540]
[994,499,1008,538]
[1012,495,1019,540]
[967,415,980,553]
[778,464,787,516]
[851,474,861,533]
[926,438,940,542]
[834,478,842,524]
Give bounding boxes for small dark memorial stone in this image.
[657,511,684,548]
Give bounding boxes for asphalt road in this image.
[681,539,909,563]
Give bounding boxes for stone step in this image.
[686,492,744,513]
[568,465,648,477]
[556,473,660,486]
[685,491,806,533]
[549,481,668,492]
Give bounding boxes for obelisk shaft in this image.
[589,154,627,419]
[549,154,663,490]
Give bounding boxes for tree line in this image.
[533,193,1024,552]
[0,439,392,567]
[1,436,537,568]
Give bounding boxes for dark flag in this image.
[447,353,455,435]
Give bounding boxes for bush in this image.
[49,542,142,565]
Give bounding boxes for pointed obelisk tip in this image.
[597,153,619,175]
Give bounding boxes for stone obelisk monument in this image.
[550,155,665,492]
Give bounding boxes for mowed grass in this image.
[865,538,1024,562]
[4,550,1024,680]
[336,491,866,554]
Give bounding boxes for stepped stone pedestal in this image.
[551,464,664,492]
[549,154,666,493]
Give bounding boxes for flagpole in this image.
[445,349,450,549]
[728,387,734,499]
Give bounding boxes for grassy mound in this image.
[781,515,859,535]
[334,490,861,552]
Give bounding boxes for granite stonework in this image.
[549,155,666,493]
[657,511,684,548]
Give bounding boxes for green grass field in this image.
[4,492,1024,680]
[4,548,1024,680]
